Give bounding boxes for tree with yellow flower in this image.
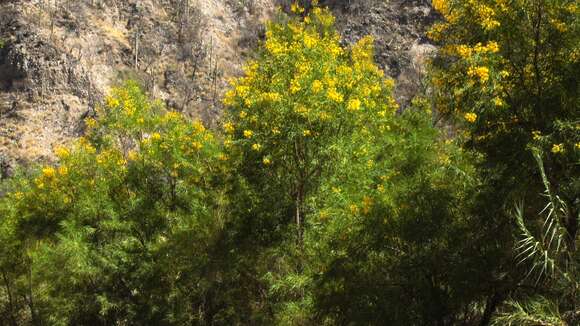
[0,81,232,324]
[222,4,397,246]
[222,4,483,324]
[430,1,579,324]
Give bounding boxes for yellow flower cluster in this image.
[468,66,490,83]
[262,92,282,103]
[42,167,56,179]
[151,132,162,141]
[347,99,362,112]
[493,97,505,107]
[54,146,70,159]
[290,2,305,14]
[464,112,478,123]
[551,143,564,154]
[352,36,375,64]
[454,42,500,58]
[105,96,120,108]
[265,36,287,56]
[327,88,344,103]
[312,80,324,93]
[362,196,373,214]
[223,122,235,134]
[472,1,500,30]
[432,0,448,14]
[58,166,69,176]
[290,79,301,94]
[85,118,97,128]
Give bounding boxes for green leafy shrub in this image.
[0,81,230,324]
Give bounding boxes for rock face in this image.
[0,0,435,177]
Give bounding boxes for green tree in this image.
[0,81,232,324]
[429,0,579,323]
[223,4,488,324]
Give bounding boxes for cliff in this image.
[0,0,436,177]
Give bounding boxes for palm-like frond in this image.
[491,297,567,326]
[513,152,569,283]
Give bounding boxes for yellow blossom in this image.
[303,33,317,48]
[42,167,56,179]
[493,97,505,107]
[105,96,120,108]
[252,143,262,151]
[192,141,203,150]
[235,85,250,99]
[239,111,248,119]
[223,122,235,134]
[349,204,359,214]
[151,132,161,141]
[55,146,70,159]
[291,2,304,14]
[532,130,542,140]
[243,130,254,138]
[85,118,97,128]
[303,129,312,137]
[193,121,206,133]
[262,92,282,102]
[486,41,500,53]
[58,166,68,176]
[223,90,236,106]
[327,88,344,103]
[464,112,478,123]
[455,45,473,58]
[312,80,323,93]
[551,143,564,154]
[468,66,490,83]
[262,157,272,165]
[319,111,330,120]
[347,98,362,112]
[290,79,301,94]
[128,151,138,161]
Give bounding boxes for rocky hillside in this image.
[0,0,436,178]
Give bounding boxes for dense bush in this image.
[0,81,233,324]
[430,0,579,324]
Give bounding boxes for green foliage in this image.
[430,0,579,197]
[492,297,568,326]
[222,6,486,324]
[1,1,576,325]
[222,5,397,243]
[0,81,231,324]
[498,151,579,325]
[430,0,579,324]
